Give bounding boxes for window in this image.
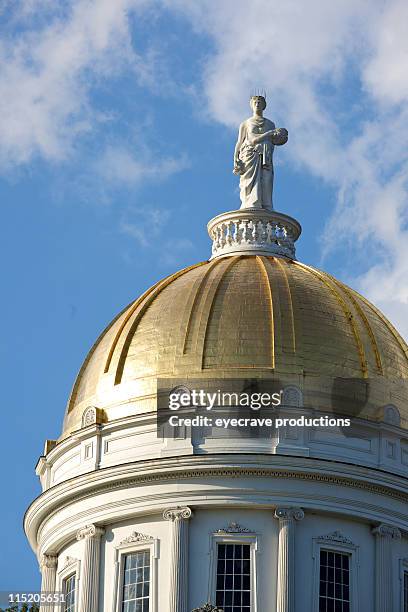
[404,570,408,612]
[63,574,76,612]
[215,543,251,612]
[121,550,150,612]
[318,550,350,612]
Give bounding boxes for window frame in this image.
[399,558,408,612]
[312,533,359,612]
[57,557,81,612]
[209,530,258,612]
[113,535,159,612]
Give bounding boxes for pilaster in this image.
[163,506,193,612]
[39,554,58,612]
[76,524,105,612]
[372,523,401,612]
[274,507,304,612]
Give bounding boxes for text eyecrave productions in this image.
[167,414,351,429]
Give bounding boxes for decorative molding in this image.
[382,405,401,426]
[40,553,58,569]
[76,523,105,541]
[282,386,303,408]
[192,604,224,612]
[27,459,408,549]
[81,406,104,428]
[163,506,193,521]
[372,523,402,539]
[119,531,154,546]
[317,531,354,545]
[215,522,252,534]
[63,555,78,568]
[275,507,305,521]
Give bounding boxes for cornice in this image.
[24,453,408,552]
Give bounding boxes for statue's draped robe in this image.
[237,117,287,210]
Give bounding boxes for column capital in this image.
[372,523,401,539]
[40,553,58,569]
[76,523,105,541]
[275,507,304,522]
[163,506,193,522]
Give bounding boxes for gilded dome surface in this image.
[63,255,408,436]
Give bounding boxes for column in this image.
[163,506,193,612]
[274,507,304,612]
[76,524,105,612]
[372,523,401,612]
[39,554,58,612]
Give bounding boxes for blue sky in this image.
[1,0,408,590]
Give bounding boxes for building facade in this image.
[25,202,408,612]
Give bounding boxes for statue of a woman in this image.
[233,96,288,210]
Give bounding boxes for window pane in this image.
[404,571,408,612]
[64,574,76,612]
[215,543,251,612]
[318,550,351,610]
[122,551,150,612]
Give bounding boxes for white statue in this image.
[233,95,288,210]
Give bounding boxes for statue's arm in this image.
[270,127,288,145]
[233,122,246,174]
[251,124,288,146]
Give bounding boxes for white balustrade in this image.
[208,209,301,259]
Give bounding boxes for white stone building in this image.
[25,202,408,612]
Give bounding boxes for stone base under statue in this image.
[207,208,301,260]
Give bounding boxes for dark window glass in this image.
[404,571,408,612]
[318,549,350,612]
[215,543,251,612]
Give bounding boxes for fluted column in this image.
[274,507,304,612]
[39,554,58,612]
[372,523,401,612]
[163,506,193,612]
[76,524,105,612]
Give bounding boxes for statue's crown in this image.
[250,88,267,101]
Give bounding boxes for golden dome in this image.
[63,255,408,436]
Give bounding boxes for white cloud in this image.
[363,0,408,105]
[1,0,407,337]
[120,208,193,267]
[120,207,170,248]
[164,0,408,340]
[0,0,143,166]
[93,145,189,187]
